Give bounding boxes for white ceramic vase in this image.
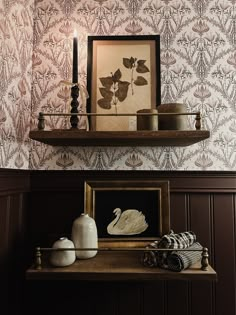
[50,237,76,267]
[71,213,98,259]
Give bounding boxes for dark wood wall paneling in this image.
[0,169,30,315]
[27,170,236,315]
[1,169,235,315]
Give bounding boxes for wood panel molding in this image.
[0,168,30,315]
[29,170,236,192]
[0,168,30,195]
[2,168,233,193]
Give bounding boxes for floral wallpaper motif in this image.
[0,0,34,169]
[1,0,236,170]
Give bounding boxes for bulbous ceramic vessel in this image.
[50,237,76,267]
[71,213,98,259]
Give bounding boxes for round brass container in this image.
[136,109,158,131]
[158,103,188,130]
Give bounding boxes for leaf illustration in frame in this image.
[99,87,113,100]
[98,87,113,109]
[123,58,132,69]
[134,76,148,86]
[123,57,136,69]
[136,60,150,73]
[112,69,122,82]
[97,98,112,109]
[115,80,130,102]
[100,76,113,89]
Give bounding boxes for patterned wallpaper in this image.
[0,0,34,169]
[1,0,236,170]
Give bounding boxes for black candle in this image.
[72,30,78,83]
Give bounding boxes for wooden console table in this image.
[26,251,217,282]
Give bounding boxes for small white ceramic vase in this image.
[50,237,76,267]
[71,213,98,259]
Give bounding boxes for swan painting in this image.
[107,208,148,235]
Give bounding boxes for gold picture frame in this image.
[84,180,170,248]
[86,35,161,131]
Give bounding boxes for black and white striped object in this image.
[142,230,197,268]
[158,230,197,249]
[167,242,202,272]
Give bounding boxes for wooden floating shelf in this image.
[26,251,217,282]
[29,129,210,147]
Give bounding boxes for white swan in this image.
[107,208,148,235]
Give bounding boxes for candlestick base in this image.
[70,85,79,128]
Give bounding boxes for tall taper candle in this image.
[72,30,78,83]
[70,29,79,128]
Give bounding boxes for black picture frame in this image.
[84,180,170,248]
[86,35,161,131]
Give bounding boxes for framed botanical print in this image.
[86,35,161,131]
